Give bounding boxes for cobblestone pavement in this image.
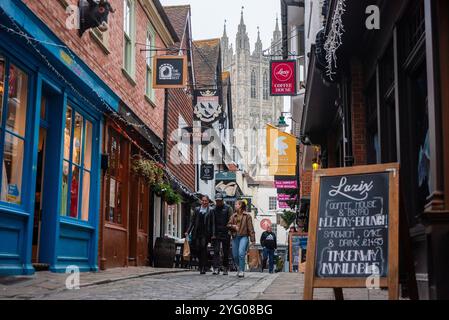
[1,268,390,300]
[257,272,389,300]
[0,266,189,300]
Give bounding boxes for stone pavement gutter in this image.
[0,267,190,299]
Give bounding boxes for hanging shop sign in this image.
[153,55,187,88]
[200,163,214,181]
[193,90,223,125]
[304,163,400,300]
[270,60,297,96]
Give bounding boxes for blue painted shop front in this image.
[0,0,119,275]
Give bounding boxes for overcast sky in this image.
[161,0,281,52]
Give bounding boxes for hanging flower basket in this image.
[131,158,164,187]
[152,182,182,205]
[163,187,182,205]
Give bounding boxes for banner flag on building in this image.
[266,124,297,176]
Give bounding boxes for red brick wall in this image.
[167,88,195,191]
[23,0,166,139]
[351,60,368,165]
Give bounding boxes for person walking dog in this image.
[227,200,255,278]
[211,192,233,275]
[186,195,215,274]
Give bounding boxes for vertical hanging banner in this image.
[270,60,297,96]
[266,124,297,176]
[153,55,187,88]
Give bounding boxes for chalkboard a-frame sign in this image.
[304,163,399,300]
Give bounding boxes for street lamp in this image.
[277,115,289,129]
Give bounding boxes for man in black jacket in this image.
[186,195,215,274]
[260,225,277,273]
[211,192,233,275]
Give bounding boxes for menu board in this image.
[303,164,399,300]
[315,173,389,278]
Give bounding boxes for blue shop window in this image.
[0,55,28,206]
[61,105,93,221]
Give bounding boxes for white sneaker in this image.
[238,271,244,278]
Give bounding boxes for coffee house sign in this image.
[270,60,297,96]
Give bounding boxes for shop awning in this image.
[301,45,338,144]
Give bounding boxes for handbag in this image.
[183,239,191,260]
[247,246,260,269]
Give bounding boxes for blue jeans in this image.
[263,247,275,273]
[232,236,249,272]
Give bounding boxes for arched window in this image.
[251,70,257,99]
[263,71,269,100]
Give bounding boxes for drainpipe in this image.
[161,88,170,237]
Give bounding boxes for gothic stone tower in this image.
[221,9,283,180]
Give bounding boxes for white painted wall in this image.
[249,185,288,247]
[305,0,325,71]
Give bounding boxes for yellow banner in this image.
[266,124,297,176]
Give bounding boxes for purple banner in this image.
[278,201,290,209]
[278,194,298,201]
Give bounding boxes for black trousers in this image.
[193,236,208,271]
[212,236,230,269]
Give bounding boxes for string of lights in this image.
[0,12,199,200]
[323,0,346,80]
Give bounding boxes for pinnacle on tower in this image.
[223,19,227,38]
[254,26,263,56]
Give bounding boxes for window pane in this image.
[110,135,118,177]
[40,96,46,120]
[124,38,132,71]
[1,134,24,204]
[124,0,131,36]
[0,56,5,123]
[70,165,80,218]
[116,181,122,224]
[6,64,28,137]
[146,67,152,97]
[64,107,72,160]
[146,33,152,66]
[84,120,92,170]
[61,161,69,216]
[81,171,90,221]
[108,177,116,221]
[72,113,83,164]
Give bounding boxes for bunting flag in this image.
[266,124,297,176]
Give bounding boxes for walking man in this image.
[211,192,233,275]
[261,225,277,273]
[186,195,215,274]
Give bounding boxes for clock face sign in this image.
[260,218,272,231]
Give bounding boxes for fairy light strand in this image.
[323,0,346,80]
[0,13,198,199]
